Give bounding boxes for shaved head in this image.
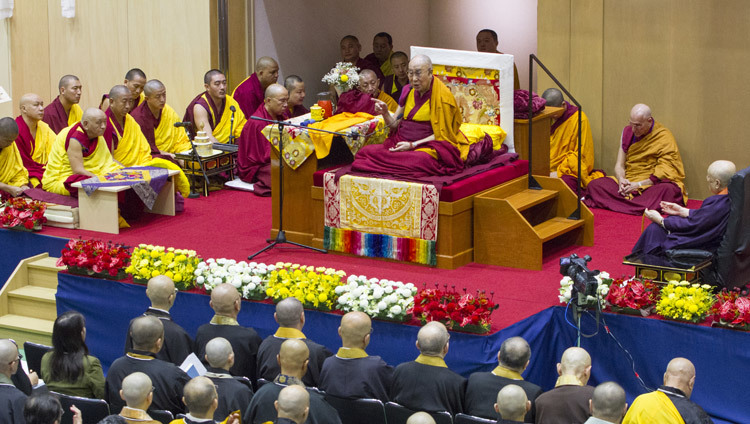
[0,117,19,142]
[417,321,449,356]
[498,337,531,373]
[406,412,436,424]
[391,51,408,62]
[411,54,432,70]
[0,339,18,376]
[121,372,153,407]
[664,357,697,398]
[276,385,310,423]
[358,69,380,96]
[146,275,176,309]
[284,75,304,92]
[183,376,217,417]
[204,69,225,85]
[591,382,627,422]
[559,347,592,384]
[82,108,106,124]
[707,160,736,190]
[276,298,303,327]
[279,339,309,377]
[495,384,528,421]
[205,337,233,369]
[256,57,279,71]
[541,88,564,107]
[143,79,166,97]
[19,93,45,123]
[265,83,287,99]
[339,311,371,348]
[210,283,241,316]
[20,93,43,109]
[256,57,280,88]
[130,315,164,350]
[59,75,80,90]
[109,85,131,101]
[125,68,147,81]
[630,103,652,121]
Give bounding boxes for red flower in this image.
[23,220,34,229]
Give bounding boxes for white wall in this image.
[0,19,11,117]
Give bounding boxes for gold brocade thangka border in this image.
[433,64,501,126]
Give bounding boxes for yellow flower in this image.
[151,270,161,277]
[174,273,182,282]
[340,74,349,82]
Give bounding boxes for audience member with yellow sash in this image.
[0,118,30,196]
[42,75,84,134]
[14,94,57,188]
[184,69,246,144]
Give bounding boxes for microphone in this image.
[174,121,192,128]
[230,105,236,113]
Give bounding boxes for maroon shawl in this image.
[232,73,263,118]
[13,116,45,181]
[42,97,69,134]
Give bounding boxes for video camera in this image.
[559,254,600,299]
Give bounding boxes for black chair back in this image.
[54,392,110,424]
[257,378,270,388]
[149,409,174,424]
[716,165,750,288]
[323,395,386,424]
[385,402,453,424]
[23,341,53,374]
[454,413,496,424]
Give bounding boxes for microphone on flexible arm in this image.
[173,121,192,128]
[229,106,237,143]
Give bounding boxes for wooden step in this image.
[533,217,586,242]
[504,189,558,211]
[8,286,58,321]
[0,314,54,346]
[26,256,64,289]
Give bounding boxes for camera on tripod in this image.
[560,254,600,304]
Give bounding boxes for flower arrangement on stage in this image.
[410,285,499,333]
[335,275,417,322]
[605,276,660,316]
[0,197,47,231]
[558,271,612,309]
[57,238,131,280]
[322,62,360,93]
[194,259,274,300]
[126,244,201,290]
[655,281,715,323]
[711,289,750,330]
[265,263,346,311]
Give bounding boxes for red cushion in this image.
[313,159,529,203]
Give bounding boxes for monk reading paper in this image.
[584,104,686,215]
[364,32,395,77]
[0,118,30,196]
[101,68,147,111]
[236,84,289,197]
[15,94,57,188]
[541,88,603,192]
[340,35,383,81]
[336,69,397,115]
[350,55,470,179]
[42,75,83,134]
[284,75,309,118]
[185,69,247,144]
[476,29,520,91]
[382,51,409,103]
[131,79,192,158]
[232,57,280,118]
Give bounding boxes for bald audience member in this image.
[204,337,254,422]
[118,372,160,424]
[184,69,246,144]
[534,347,594,424]
[244,340,341,424]
[274,385,309,424]
[131,79,192,157]
[233,57,280,118]
[382,51,409,102]
[0,339,27,424]
[319,311,394,401]
[495,384,531,423]
[101,68,148,111]
[339,35,383,80]
[171,376,240,424]
[195,283,262,384]
[391,321,466,415]
[476,29,520,90]
[466,337,542,422]
[284,75,309,118]
[236,83,289,197]
[585,382,627,424]
[125,275,194,366]
[623,358,713,424]
[584,103,686,215]
[0,118,30,197]
[406,412,437,424]
[42,75,83,133]
[14,94,57,187]
[41,108,121,196]
[257,298,333,387]
[105,316,190,414]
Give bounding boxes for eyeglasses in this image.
[407,70,427,78]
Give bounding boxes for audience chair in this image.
[385,402,452,424]
[148,409,174,424]
[454,413,496,424]
[23,341,53,374]
[323,394,386,424]
[54,392,110,424]
[257,378,270,388]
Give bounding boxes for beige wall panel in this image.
[8,1,51,116]
[0,19,13,117]
[46,0,129,111]
[127,0,211,116]
[537,0,570,94]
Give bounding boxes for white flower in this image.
[247,283,256,291]
[196,276,205,284]
[359,299,369,309]
[372,287,384,299]
[384,285,394,294]
[377,301,387,311]
[390,305,402,315]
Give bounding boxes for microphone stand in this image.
[228,107,236,144]
[247,116,358,259]
[175,121,205,198]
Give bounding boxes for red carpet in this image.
[39,189,703,331]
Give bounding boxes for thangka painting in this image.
[411,47,515,152]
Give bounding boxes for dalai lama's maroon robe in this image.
[232,73,264,118]
[236,104,279,197]
[42,97,71,134]
[14,117,45,183]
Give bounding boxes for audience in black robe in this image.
[203,337,254,421]
[0,339,27,424]
[534,347,594,424]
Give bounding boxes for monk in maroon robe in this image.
[100,68,147,111]
[130,79,179,163]
[363,32,394,77]
[284,75,309,118]
[476,29,520,90]
[232,57,279,118]
[15,94,56,187]
[382,51,409,102]
[236,84,289,197]
[340,35,383,80]
[632,160,736,256]
[42,75,83,133]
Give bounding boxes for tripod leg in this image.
[283,240,328,253]
[247,242,279,260]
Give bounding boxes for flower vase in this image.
[67,266,127,281]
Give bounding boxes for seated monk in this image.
[631,160,736,256]
[41,108,121,196]
[100,68,147,111]
[42,75,83,134]
[584,104,686,215]
[232,57,279,118]
[350,55,471,179]
[131,79,192,158]
[340,35,383,80]
[0,118,30,197]
[185,69,247,144]
[364,32,395,77]
[541,88,603,193]
[476,29,520,90]
[382,51,409,103]
[336,69,397,115]
[284,75,309,118]
[236,84,289,197]
[15,94,57,188]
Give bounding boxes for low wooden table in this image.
[175,149,236,197]
[623,254,712,283]
[71,169,180,234]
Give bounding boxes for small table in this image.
[71,169,180,234]
[623,253,712,284]
[174,149,237,197]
